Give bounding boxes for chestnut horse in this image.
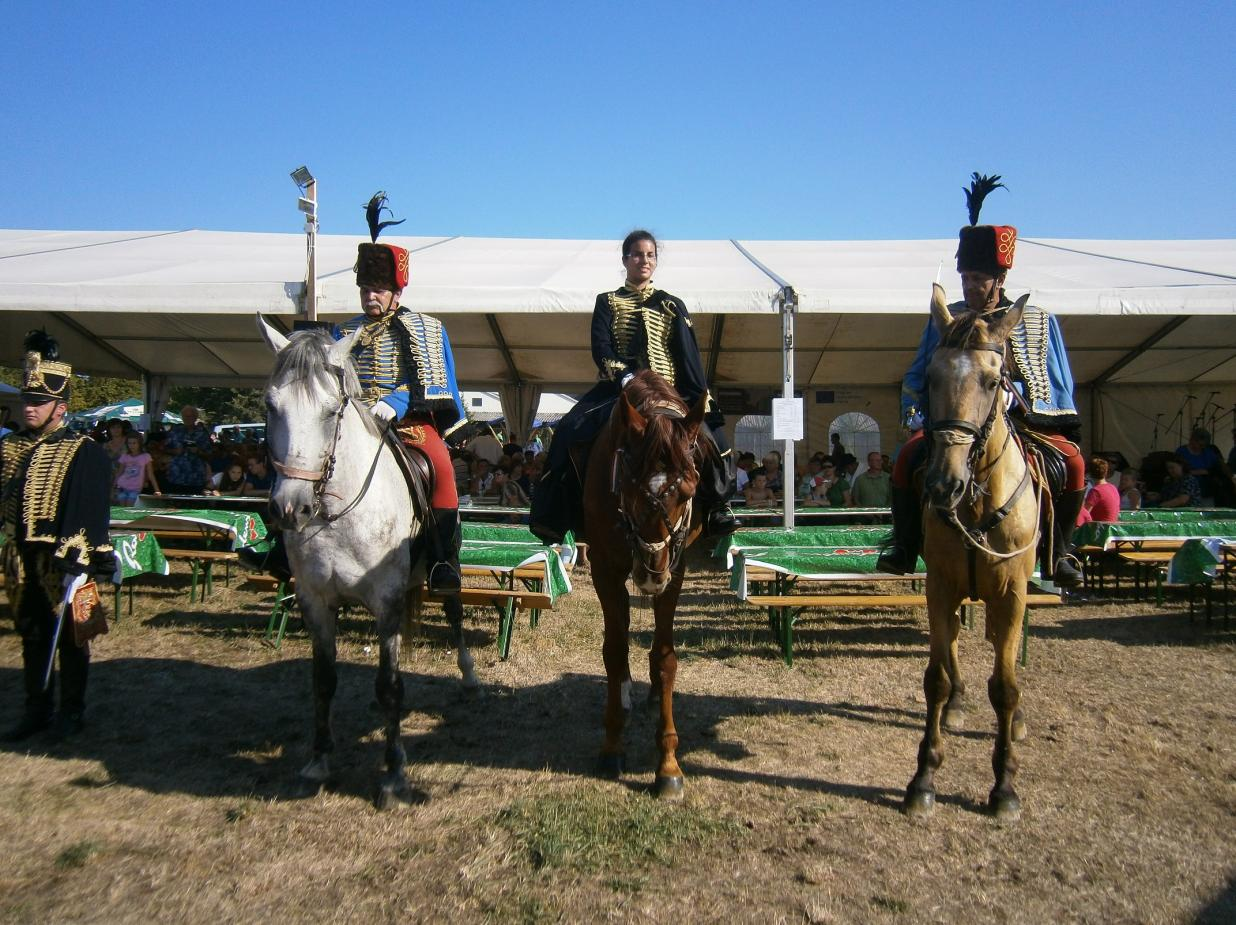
[586,370,707,799]
[904,284,1040,822]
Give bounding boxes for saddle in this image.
[383,427,433,520]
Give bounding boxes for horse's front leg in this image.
[942,632,967,732]
[299,603,337,791]
[373,607,410,809]
[594,561,631,778]
[442,594,479,690]
[649,570,686,800]
[905,581,963,817]
[986,592,1026,821]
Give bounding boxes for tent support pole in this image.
[780,286,798,531]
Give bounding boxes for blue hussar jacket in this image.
[901,295,1078,430]
[333,306,466,435]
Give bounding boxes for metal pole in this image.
[781,285,797,531]
[305,178,318,321]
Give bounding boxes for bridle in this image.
[611,410,697,582]
[267,361,390,524]
[927,340,1040,561]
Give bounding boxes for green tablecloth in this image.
[110,507,268,551]
[1074,519,1236,550]
[1168,539,1233,585]
[111,531,169,581]
[460,523,573,602]
[718,526,921,600]
[1118,509,1236,523]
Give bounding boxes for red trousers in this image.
[396,417,458,508]
[892,429,1084,491]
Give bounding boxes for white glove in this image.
[371,402,398,423]
[620,373,635,389]
[62,572,87,595]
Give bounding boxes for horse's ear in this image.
[328,325,362,368]
[685,393,707,441]
[988,293,1028,343]
[256,314,290,354]
[929,283,953,336]
[621,391,646,435]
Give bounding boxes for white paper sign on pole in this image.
[771,397,803,441]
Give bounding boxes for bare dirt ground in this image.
[0,555,1233,924]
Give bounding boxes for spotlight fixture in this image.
[290,165,314,189]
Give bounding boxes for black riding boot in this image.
[427,507,462,594]
[237,533,292,582]
[697,431,737,537]
[1050,488,1086,588]
[876,485,922,575]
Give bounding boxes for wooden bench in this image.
[1113,550,1177,604]
[161,548,239,602]
[746,591,1063,667]
[248,573,554,656]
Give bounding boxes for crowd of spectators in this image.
[734,436,893,509]
[91,405,275,505]
[452,431,544,515]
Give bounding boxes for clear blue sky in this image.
[2,0,1232,240]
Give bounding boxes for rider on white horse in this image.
[335,192,467,593]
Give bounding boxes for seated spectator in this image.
[760,452,784,496]
[1146,456,1201,508]
[805,461,848,507]
[511,461,532,499]
[1118,469,1142,511]
[849,451,892,508]
[452,450,473,494]
[471,458,495,498]
[1176,427,1223,501]
[244,456,275,493]
[499,466,530,508]
[735,452,756,493]
[798,458,824,499]
[114,433,161,504]
[743,470,777,507]
[165,444,212,495]
[211,460,248,496]
[1078,457,1120,525]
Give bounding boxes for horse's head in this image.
[613,377,706,596]
[256,315,362,530]
[923,284,1027,512]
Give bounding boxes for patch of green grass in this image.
[55,840,102,869]
[497,786,742,874]
[871,895,909,914]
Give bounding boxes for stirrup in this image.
[706,504,738,537]
[428,562,461,594]
[876,546,916,575]
[1052,554,1082,588]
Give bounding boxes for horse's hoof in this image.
[988,791,1022,822]
[597,752,625,779]
[294,776,328,799]
[903,787,936,817]
[653,774,685,801]
[374,775,413,811]
[942,709,966,733]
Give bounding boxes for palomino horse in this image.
[587,370,707,800]
[257,318,477,808]
[904,284,1039,822]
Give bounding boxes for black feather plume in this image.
[963,172,1005,225]
[23,329,60,361]
[364,191,406,242]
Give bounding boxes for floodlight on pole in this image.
[291,165,319,321]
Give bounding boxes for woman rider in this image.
[530,230,736,544]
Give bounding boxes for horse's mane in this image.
[939,308,1007,352]
[620,370,695,482]
[270,330,381,439]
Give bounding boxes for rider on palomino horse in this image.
[529,229,737,545]
[877,174,1086,587]
[336,192,467,593]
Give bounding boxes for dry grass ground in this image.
[0,554,1233,924]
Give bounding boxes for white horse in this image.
[257,316,477,808]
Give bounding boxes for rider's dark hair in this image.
[622,229,658,259]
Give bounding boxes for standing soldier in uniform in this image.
[878,175,1086,586]
[2,333,114,741]
[531,229,736,544]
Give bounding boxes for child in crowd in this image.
[211,460,248,496]
[743,470,778,508]
[113,433,161,504]
[1118,469,1142,511]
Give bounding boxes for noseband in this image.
[612,411,697,582]
[268,361,389,523]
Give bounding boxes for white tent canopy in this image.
[1,229,1235,459]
